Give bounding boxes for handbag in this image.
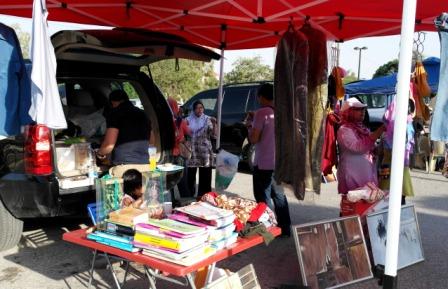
[179,140,192,160]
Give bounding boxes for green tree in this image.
[224,56,273,84]
[143,59,218,103]
[373,59,399,78]
[343,70,358,84]
[10,24,30,59]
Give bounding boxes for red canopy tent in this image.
[0,0,446,49]
[1,1,447,288]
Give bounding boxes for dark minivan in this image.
[0,28,219,251]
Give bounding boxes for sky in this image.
[0,13,441,80]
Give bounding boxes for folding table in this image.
[63,226,281,289]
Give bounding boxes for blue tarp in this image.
[345,57,440,95]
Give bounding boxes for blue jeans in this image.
[253,166,291,234]
[431,14,448,141]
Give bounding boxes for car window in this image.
[222,88,250,114]
[187,91,217,116]
[356,94,387,108]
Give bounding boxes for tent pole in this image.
[216,48,225,150]
[383,0,417,288]
[216,26,226,150]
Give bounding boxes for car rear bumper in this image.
[0,173,93,219]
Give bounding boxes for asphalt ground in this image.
[0,169,447,289]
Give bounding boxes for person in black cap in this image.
[96,90,151,165]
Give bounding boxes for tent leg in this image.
[382,275,398,289]
[383,0,417,287]
[216,48,225,150]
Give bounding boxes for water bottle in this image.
[148,146,157,171]
[88,148,98,185]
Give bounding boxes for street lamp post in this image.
[354,46,368,80]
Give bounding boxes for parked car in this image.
[183,81,271,168]
[353,94,393,131]
[0,28,219,251]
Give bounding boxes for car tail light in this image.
[24,125,53,175]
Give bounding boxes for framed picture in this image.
[366,204,424,269]
[293,216,373,289]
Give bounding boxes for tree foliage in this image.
[373,59,399,78]
[10,24,30,59]
[144,59,218,103]
[224,56,273,84]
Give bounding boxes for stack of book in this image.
[172,202,238,250]
[87,207,148,252]
[108,207,149,227]
[133,218,215,266]
[87,230,139,252]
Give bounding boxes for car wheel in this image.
[0,200,23,251]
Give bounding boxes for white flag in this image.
[29,0,67,129]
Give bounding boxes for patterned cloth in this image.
[186,115,214,167]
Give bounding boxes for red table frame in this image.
[63,226,281,289]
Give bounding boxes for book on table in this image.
[145,218,207,236]
[133,229,208,252]
[104,221,135,236]
[134,241,208,260]
[141,246,217,266]
[108,207,148,226]
[174,202,234,220]
[87,231,140,252]
[173,203,235,228]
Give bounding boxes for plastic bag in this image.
[215,150,239,191]
[347,182,385,203]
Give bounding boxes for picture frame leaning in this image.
[366,204,424,270]
[293,216,373,289]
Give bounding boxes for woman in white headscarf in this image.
[186,100,216,198]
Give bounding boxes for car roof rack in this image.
[223,80,273,88]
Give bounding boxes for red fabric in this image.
[340,196,375,218]
[0,1,443,49]
[247,202,267,222]
[172,120,189,157]
[321,112,340,175]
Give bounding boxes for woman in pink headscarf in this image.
[167,97,192,201]
[337,98,385,196]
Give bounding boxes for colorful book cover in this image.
[134,241,206,260]
[105,221,135,236]
[134,232,207,252]
[87,233,139,252]
[146,218,206,235]
[135,223,205,239]
[108,207,148,225]
[208,223,236,242]
[93,230,133,242]
[168,213,212,228]
[174,202,234,221]
[141,246,216,266]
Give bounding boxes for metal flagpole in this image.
[383,0,417,288]
[216,25,226,150]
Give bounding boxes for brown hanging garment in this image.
[413,61,431,121]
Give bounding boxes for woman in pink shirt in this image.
[337,98,385,195]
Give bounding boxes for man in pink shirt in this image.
[247,83,291,236]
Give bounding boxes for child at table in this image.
[121,169,145,208]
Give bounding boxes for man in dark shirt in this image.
[97,90,151,165]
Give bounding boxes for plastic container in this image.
[75,143,91,173]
